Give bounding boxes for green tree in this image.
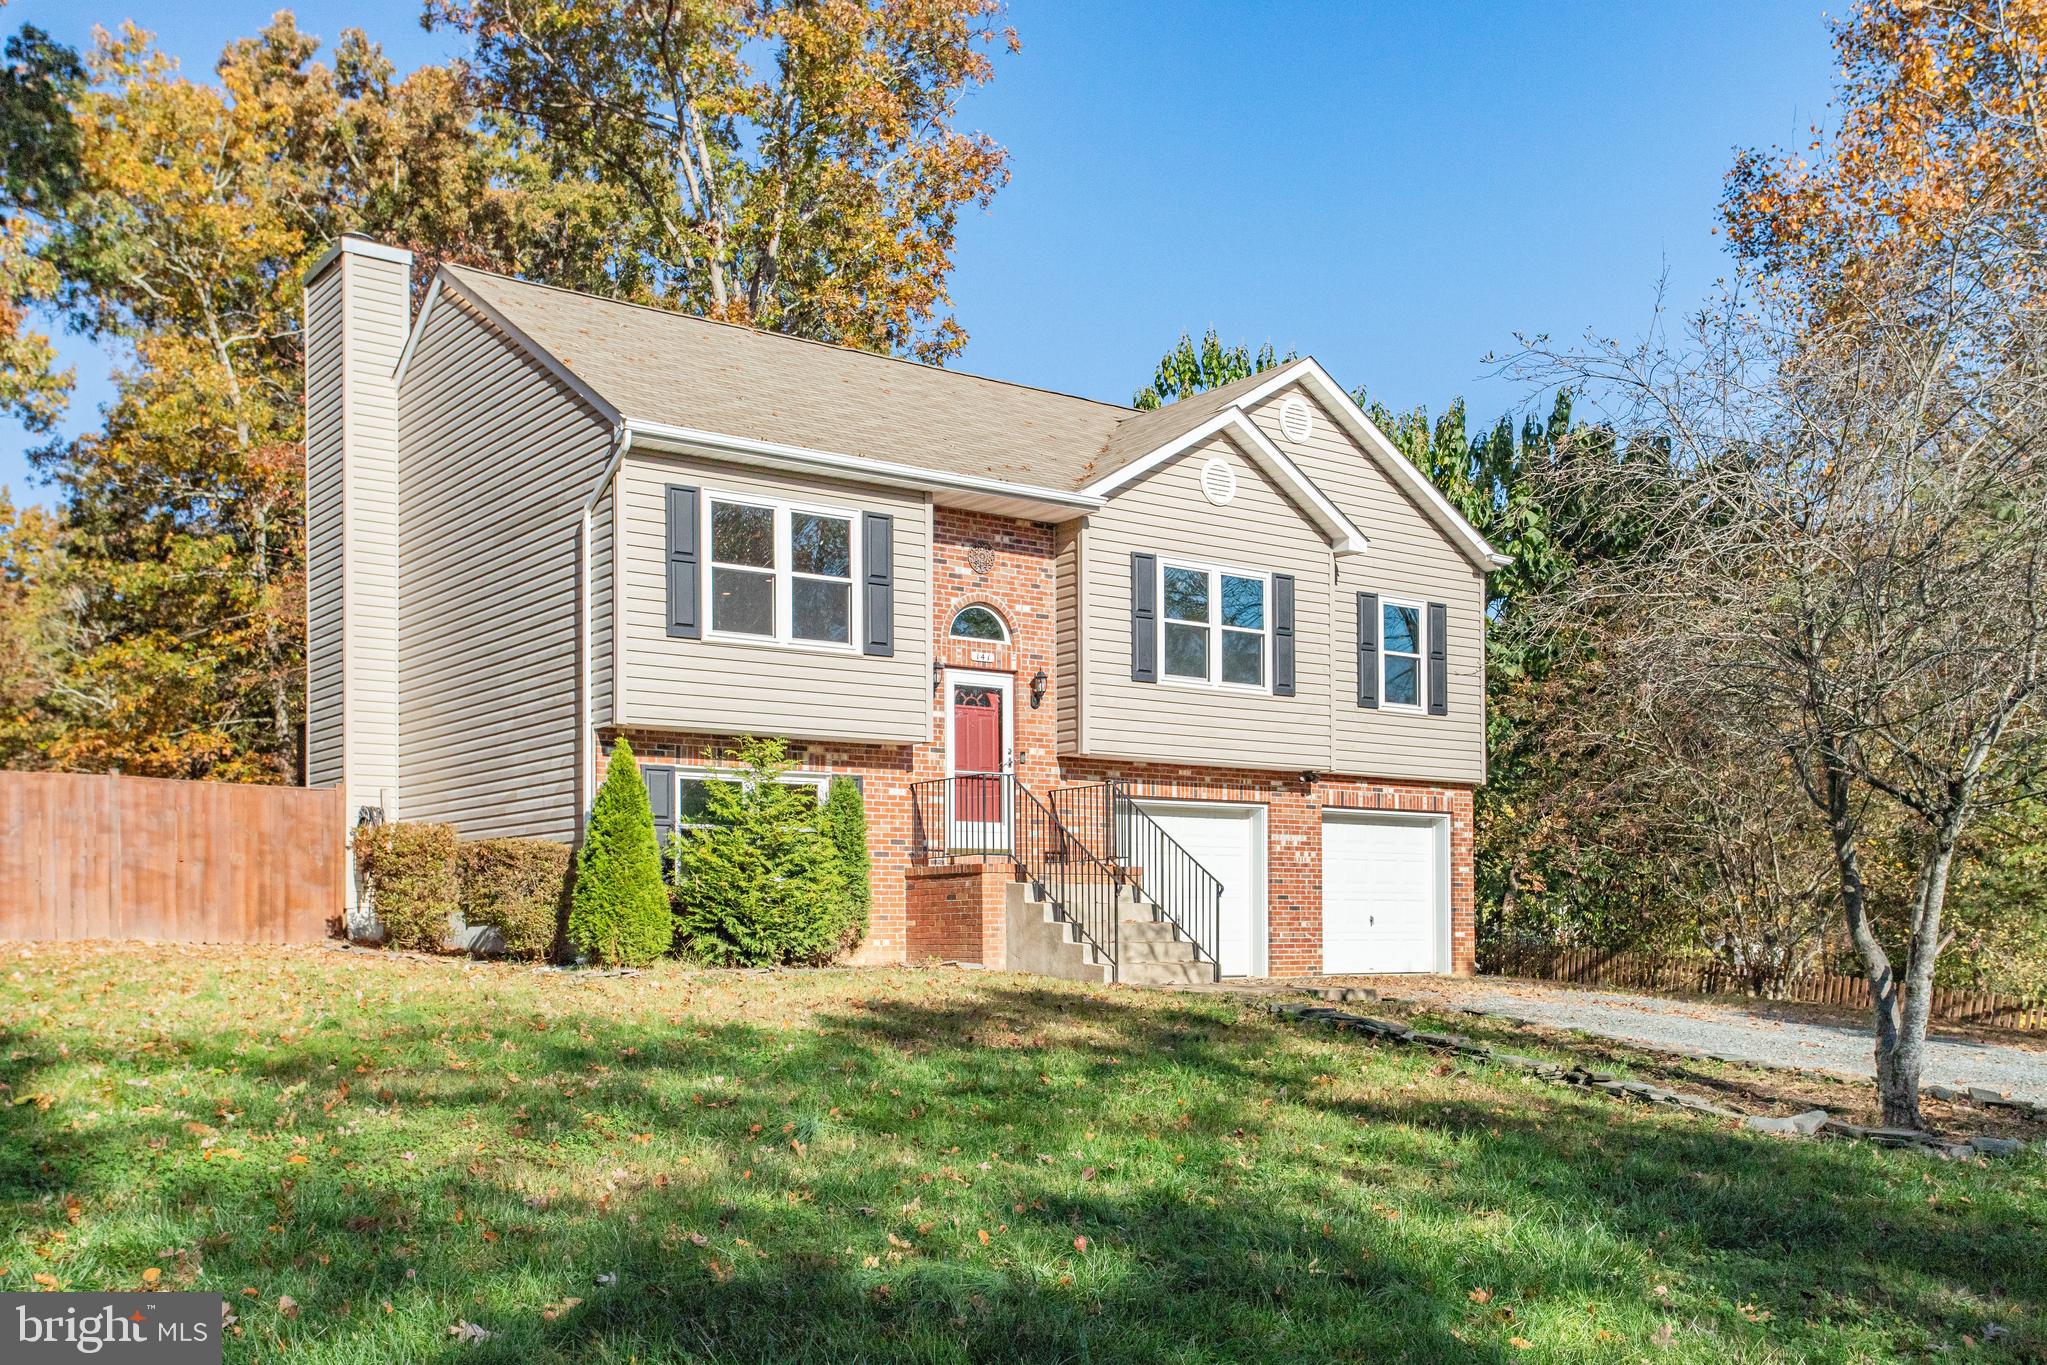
[0,23,80,433]
[820,774,872,937]
[673,737,855,966]
[569,738,672,966]
[1132,329,1290,409]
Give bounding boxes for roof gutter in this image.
[623,419,1105,513]
[577,420,634,837]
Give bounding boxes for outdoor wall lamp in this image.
[1299,770,1322,787]
[932,658,944,691]
[1029,669,1049,708]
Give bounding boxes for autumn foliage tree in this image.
[427,0,1016,361]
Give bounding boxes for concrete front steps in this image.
[1001,879,1217,986]
[1117,912,1217,986]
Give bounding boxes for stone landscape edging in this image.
[1216,986,2042,1163]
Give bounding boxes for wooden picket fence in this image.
[1490,944,2047,1033]
[0,770,347,945]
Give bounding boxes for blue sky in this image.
[0,1,1838,504]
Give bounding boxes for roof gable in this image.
[1223,361,1509,571]
[1080,407,1367,553]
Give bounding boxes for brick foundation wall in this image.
[599,505,1478,978]
[904,863,1011,967]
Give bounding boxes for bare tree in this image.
[1513,257,2047,1128]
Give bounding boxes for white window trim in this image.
[1157,557,1272,693]
[948,604,1010,644]
[668,766,833,833]
[702,490,862,654]
[1379,594,1427,713]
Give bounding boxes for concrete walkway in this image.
[1328,975,2047,1105]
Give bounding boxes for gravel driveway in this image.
[1338,976,2047,1104]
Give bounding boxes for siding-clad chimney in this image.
[303,234,412,920]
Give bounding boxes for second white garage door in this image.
[1321,814,1444,974]
[1134,802,1264,977]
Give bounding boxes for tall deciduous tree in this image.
[1513,261,2047,1129]
[428,0,1016,362]
[0,18,574,779]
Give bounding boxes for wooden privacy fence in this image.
[0,771,346,945]
[1491,945,2047,1033]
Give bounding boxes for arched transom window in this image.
[949,605,1009,643]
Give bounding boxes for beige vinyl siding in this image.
[591,486,614,730]
[1053,521,1082,754]
[303,265,345,789]
[617,452,930,743]
[1246,384,1487,785]
[302,248,405,819]
[1080,433,1333,770]
[398,296,614,838]
[341,253,406,816]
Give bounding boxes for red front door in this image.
[952,683,1004,823]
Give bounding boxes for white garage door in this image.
[1135,802,1262,977]
[1321,815,1443,974]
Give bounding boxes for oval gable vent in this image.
[1200,457,1238,506]
[1279,395,1315,443]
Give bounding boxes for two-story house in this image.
[304,235,1504,983]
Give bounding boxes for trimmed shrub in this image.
[459,837,572,961]
[568,738,672,966]
[820,775,871,951]
[673,737,856,965]
[354,821,459,952]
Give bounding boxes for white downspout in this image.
[578,421,634,838]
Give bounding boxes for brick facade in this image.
[904,863,1012,968]
[603,505,1477,977]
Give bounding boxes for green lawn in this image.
[2,945,2042,1363]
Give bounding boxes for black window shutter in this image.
[642,764,676,837]
[862,512,894,656]
[1271,573,1296,696]
[1426,601,1448,716]
[641,764,677,880]
[1130,552,1158,683]
[1356,591,1380,709]
[665,485,701,639]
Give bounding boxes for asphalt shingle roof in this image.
[444,265,1253,492]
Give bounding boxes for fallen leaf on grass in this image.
[277,1295,297,1318]
[140,1268,160,1285]
[1468,1287,1492,1304]
[448,1320,492,1343]
[1073,1236,1088,1253]
[1510,1338,1532,1351]
[540,1298,581,1322]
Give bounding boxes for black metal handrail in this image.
[910,773,1120,969]
[1051,781,1222,973]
